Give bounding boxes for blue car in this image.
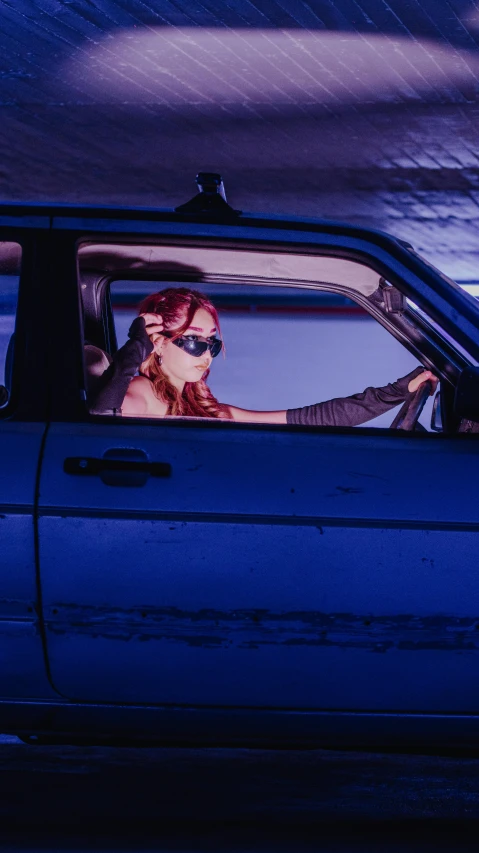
[1,176,478,749]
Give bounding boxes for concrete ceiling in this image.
[1,0,479,278]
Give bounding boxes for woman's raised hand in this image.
[140,312,164,344]
[408,370,438,394]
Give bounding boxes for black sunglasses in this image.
[161,332,223,358]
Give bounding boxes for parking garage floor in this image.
[2,735,479,851]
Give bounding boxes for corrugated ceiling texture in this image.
[0,0,478,277]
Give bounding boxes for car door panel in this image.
[38,422,479,711]
[0,423,57,698]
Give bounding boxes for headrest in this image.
[84,343,112,377]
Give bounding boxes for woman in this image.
[92,287,437,425]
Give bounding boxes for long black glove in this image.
[88,317,153,414]
[286,367,423,427]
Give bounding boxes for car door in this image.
[36,222,479,714]
[0,231,55,700]
[37,418,479,713]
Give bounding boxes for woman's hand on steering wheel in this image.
[390,369,439,430]
[407,370,438,395]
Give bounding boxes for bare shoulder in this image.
[129,375,153,395]
[123,376,168,417]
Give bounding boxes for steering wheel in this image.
[390,380,433,431]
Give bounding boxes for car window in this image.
[78,240,441,430]
[108,279,428,429]
[0,242,21,410]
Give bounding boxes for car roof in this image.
[2,199,479,362]
[0,200,411,248]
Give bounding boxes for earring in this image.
[156,353,163,366]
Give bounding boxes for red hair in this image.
[138,287,231,419]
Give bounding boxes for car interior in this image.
[75,239,479,433]
[75,239,479,434]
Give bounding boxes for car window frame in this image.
[0,229,49,422]
[74,230,479,359]
[40,221,479,435]
[80,266,457,437]
[62,217,479,355]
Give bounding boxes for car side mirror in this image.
[0,385,8,408]
[430,389,443,432]
[454,366,479,422]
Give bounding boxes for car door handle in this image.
[64,457,171,478]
